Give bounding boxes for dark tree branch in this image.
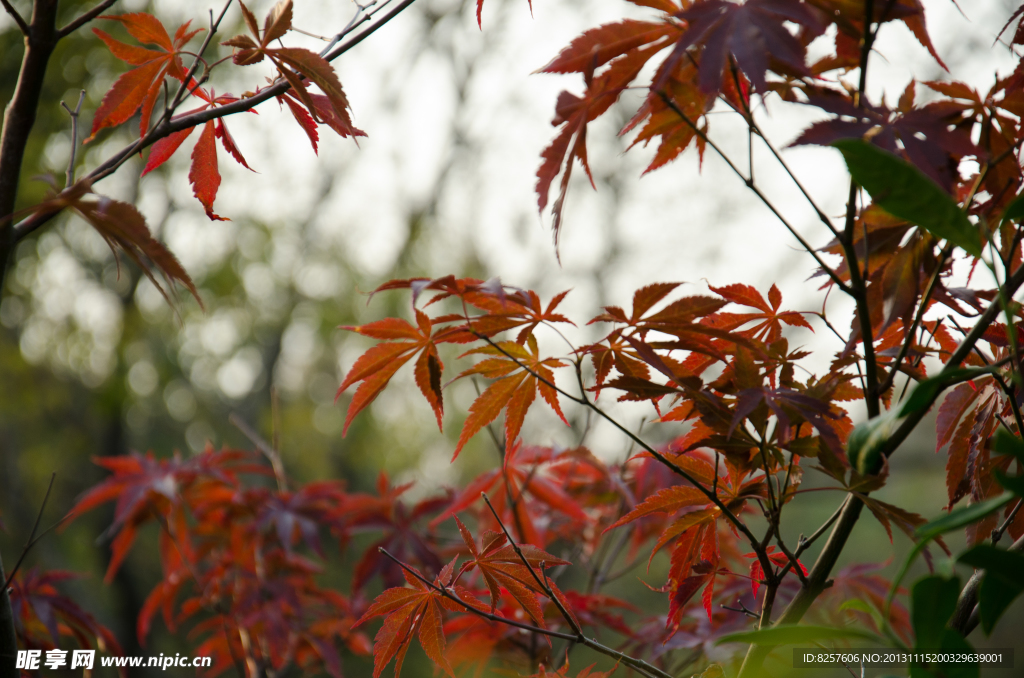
[56,0,116,38]
[0,0,60,289]
[950,531,1024,636]
[738,261,1024,678]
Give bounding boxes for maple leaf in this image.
[743,546,806,597]
[29,181,200,308]
[806,0,947,71]
[792,84,979,192]
[432,444,589,546]
[337,310,473,435]
[660,0,823,98]
[537,40,665,251]
[222,0,362,138]
[89,13,202,139]
[70,448,253,580]
[453,335,569,458]
[10,569,125,669]
[622,59,709,175]
[453,516,570,626]
[142,88,253,221]
[707,284,813,343]
[342,473,451,591]
[354,563,463,678]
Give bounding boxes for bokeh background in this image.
[2,0,1024,675]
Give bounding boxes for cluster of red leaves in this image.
[85,0,361,223]
[525,0,1024,566]
[9,569,124,667]
[529,0,1024,250]
[71,448,369,677]
[335,276,927,674]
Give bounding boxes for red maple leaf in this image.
[222,0,362,138]
[141,87,252,220]
[452,516,571,627]
[454,334,569,459]
[89,13,202,140]
[337,309,472,435]
[355,560,470,678]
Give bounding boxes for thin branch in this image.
[167,0,234,115]
[950,531,1024,636]
[229,414,288,493]
[3,474,56,591]
[724,62,840,240]
[481,494,583,638]
[60,90,87,188]
[0,0,28,35]
[992,498,1023,545]
[776,496,849,582]
[378,548,578,641]
[878,245,952,395]
[655,91,851,294]
[57,0,117,38]
[470,330,772,573]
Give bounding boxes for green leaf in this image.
[914,493,1013,542]
[911,575,960,648]
[958,545,1024,634]
[991,429,1024,463]
[995,468,1024,496]
[715,624,880,646]
[832,140,982,257]
[1001,191,1024,224]
[847,367,996,477]
[847,409,900,476]
[937,630,979,678]
[897,368,996,419]
[839,598,883,629]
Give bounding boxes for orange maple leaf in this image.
[453,335,568,459]
[89,13,202,140]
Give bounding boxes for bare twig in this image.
[57,0,117,38]
[0,0,28,35]
[655,91,851,295]
[3,473,56,591]
[229,414,288,493]
[992,498,1023,545]
[878,245,953,396]
[724,62,840,240]
[60,90,87,188]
